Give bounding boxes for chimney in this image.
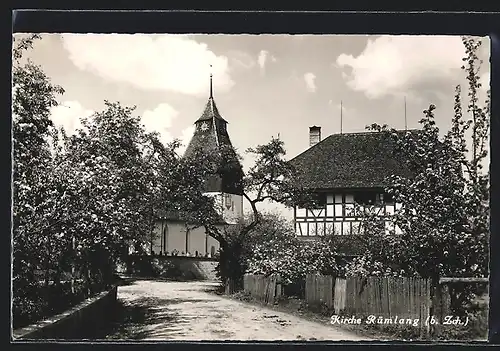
[309,126,321,147]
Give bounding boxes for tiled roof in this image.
[195,98,228,123]
[289,130,418,190]
[157,83,242,224]
[184,96,244,195]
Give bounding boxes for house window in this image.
[369,193,394,205]
[354,192,376,205]
[309,193,326,209]
[224,194,232,210]
[382,193,394,204]
[163,225,168,253]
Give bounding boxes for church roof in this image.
[195,98,228,123]
[182,75,244,195]
[158,73,243,225]
[288,130,418,190]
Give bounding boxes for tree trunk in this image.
[43,236,51,309]
[70,235,76,294]
[219,239,245,292]
[43,234,51,288]
[83,259,92,297]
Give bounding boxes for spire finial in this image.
[209,64,213,99]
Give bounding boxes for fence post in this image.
[276,274,282,299]
[429,277,441,338]
[225,278,232,295]
[426,278,431,339]
[305,274,309,304]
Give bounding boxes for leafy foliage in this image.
[184,138,315,289]
[245,213,340,290]
[12,36,312,318]
[12,34,66,325]
[345,37,490,314]
[11,36,216,327]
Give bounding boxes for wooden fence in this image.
[243,274,282,305]
[305,274,333,307]
[333,277,347,313]
[225,278,238,295]
[343,277,431,321]
[305,274,431,336]
[241,274,486,338]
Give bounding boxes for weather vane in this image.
[209,64,213,98]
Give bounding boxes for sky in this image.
[14,34,491,219]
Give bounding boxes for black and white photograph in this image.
[11,31,490,341]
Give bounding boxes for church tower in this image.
[183,72,244,224]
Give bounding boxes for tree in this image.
[12,34,66,323]
[56,102,208,286]
[184,137,314,290]
[11,35,238,326]
[245,212,342,298]
[345,36,490,314]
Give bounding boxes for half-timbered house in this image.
[289,126,415,239]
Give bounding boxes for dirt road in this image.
[106,279,370,341]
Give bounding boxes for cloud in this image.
[49,100,196,155]
[336,35,466,99]
[257,50,267,69]
[140,103,195,155]
[304,72,317,93]
[177,125,196,156]
[257,50,277,73]
[228,50,256,69]
[141,103,179,145]
[50,101,94,135]
[61,34,234,96]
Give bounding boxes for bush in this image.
[12,281,105,329]
[126,256,196,280]
[152,259,179,277]
[434,293,488,341]
[13,294,45,329]
[247,232,342,287]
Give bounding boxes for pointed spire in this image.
[209,64,213,99]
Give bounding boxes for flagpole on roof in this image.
[340,100,343,134]
[404,96,407,130]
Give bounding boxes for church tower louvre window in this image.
[183,69,244,224]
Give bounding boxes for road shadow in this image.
[201,283,225,295]
[116,274,210,283]
[99,295,218,340]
